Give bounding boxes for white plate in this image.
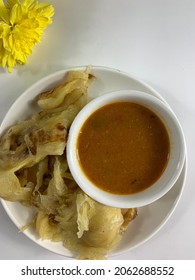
[0,66,187,258]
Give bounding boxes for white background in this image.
[0,0,194,260]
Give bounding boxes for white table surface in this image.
[0,0,194,260]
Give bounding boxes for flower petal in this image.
[10,3,18,25]
[5,0,18,9]
[0,4,10,24]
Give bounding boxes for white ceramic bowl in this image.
[66,90,185,208]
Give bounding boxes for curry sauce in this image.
[77,102,170,195]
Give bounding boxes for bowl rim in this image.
[66,89,186,208]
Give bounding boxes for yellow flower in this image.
[0,0,55,72]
